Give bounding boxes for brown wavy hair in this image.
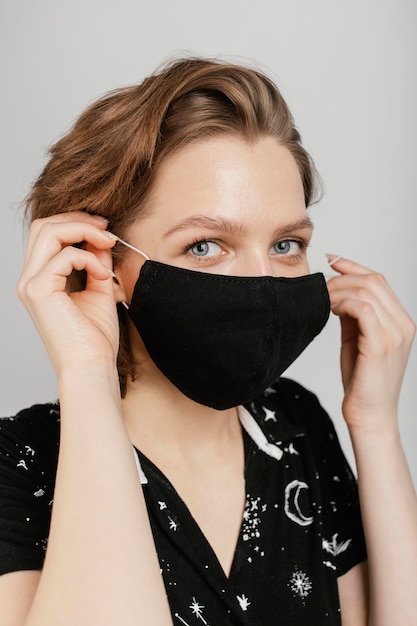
[25,56,320,395]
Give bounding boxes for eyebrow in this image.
[162,214,314,239]
[273,216,314,237]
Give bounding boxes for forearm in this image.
[25,366,172,626]
[350,422,417,626]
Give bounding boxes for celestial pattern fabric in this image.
[0,379,367,625]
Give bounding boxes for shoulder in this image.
[248,378,351,474]
[0,401,60,442]
[0,403,60,576]
[1,402,61,424]
[248,377,335,439]
[0,402,61,476]
[277,378,340,441]
[272,377,328,420]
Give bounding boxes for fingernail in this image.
[90,214,109,224]
[105,231,119,241]
[103,266,117,278]
[325,254,343,266]
[319,254,343,274]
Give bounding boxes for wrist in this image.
[342,397,399,437]
[348,420,402,456]
[58,362,122,402]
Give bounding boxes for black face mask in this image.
[128,261,330,410]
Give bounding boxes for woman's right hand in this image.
[11,211,174,626]
[16,212,118,376]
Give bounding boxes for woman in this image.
[0,57,416,625]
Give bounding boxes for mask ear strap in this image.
[108,234,150,311]
[107,233,150,260]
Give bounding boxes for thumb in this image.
[84,245,116,295]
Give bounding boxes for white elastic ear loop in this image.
[107,232,150,260]
[108,233,150,310]
[318,255,343,280]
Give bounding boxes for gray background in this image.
[1,0,416,483]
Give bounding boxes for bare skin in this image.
[118,137,312,575]
[1,136,416,625]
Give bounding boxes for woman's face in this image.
[117,135,313,300]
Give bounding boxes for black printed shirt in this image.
[0,379,367,625]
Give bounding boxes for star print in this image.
[250,498,259,511]
[168,517,178,531]
[188,597,209,624]
[322,533,351,556]
[189,597,204,617]
[263,407,277,422]
[237,593,251,611]
[289,569,312,599]
[158,501,167,510]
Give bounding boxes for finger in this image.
[325,255,374,276]
[84,245,116,295]
[22,221,115,281]
[25,213,109,259]
[331,291,414,364]
[328,273,410,328]
[17,246,113,307]
[28,211,108,232]
[330,296,387,354]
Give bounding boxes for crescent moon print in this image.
[284,480,313,526]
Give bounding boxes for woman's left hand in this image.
[326,256,415,433]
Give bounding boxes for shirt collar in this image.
[133,393,305,486]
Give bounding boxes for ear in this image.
[112,269,130,304]
[112,255,148,305]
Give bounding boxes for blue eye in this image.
[189,240,221,257]
[272,240,301,255]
